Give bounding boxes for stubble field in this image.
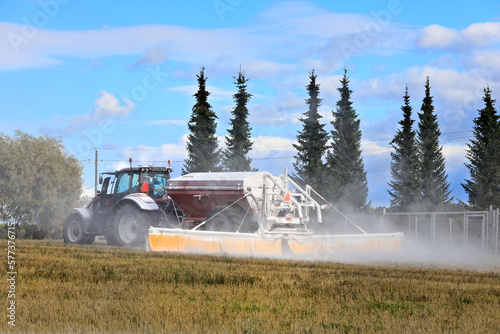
[1,239,500,333]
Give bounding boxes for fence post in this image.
[449,218,453,246]
[482,214,486,253]
[431,213,436,245]
[415,216,418,242]
[464,213,469,248]
[382,208,386,233]
[496,208,499,255]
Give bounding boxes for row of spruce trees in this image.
[182,67,500,213]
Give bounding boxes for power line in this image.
[89,131,472,153]
[252,156,294,160]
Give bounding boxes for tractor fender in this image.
[68,207,94,233]
[114,193,159,213]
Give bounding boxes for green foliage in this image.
[462,87,500,209]
[326,69,368,212]
[417,77,452,211]
[0,131,83,237]
[293,69,329,195]
[183,67,222,174]
[223,70,255,172]
[388,86,421,211]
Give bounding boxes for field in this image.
[2,239,500,333]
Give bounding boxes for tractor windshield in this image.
[114,172,140,201]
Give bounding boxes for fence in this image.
[380,206,499,255]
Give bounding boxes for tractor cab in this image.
[98,165,173,206]
[64,159,177,247]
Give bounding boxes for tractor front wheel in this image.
[112,205,149,247]
[63,213,94,244]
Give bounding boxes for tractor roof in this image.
[115,166,173,174]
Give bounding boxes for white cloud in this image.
[419,22,500,49]
[320,74,349,98]
[361,140,392,156]
[113,136,189,173]
[418,24,459,48]
[41,90,134,137]
[93,90,134,117]
[0,1,417,74]
[473,49,500,72]
[130,44,169,68]
[353,65,495,130]
[251,136,296,157]
[240,60,294,79]
[442,144,467,170]
[147,119,187,127]
[106,161,131,174]
[462,22,500,46]
[257,1,388,38]
[250,92,304,128]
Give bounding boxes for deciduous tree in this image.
[0,131,83,237]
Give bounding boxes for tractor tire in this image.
[112,205,149,247]
[206,209,238,232]
[63,213,92,244]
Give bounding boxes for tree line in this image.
[183,67,500,213]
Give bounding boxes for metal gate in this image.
[381,206,499,255]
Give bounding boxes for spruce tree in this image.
[388,86,421,211]
[183,67,221,174]
[417,76,452,210]
[462,86,500,209]
[223,70,254,172]
[326,69,368,212]
[293,69,329,195]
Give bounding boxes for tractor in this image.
[63,161,179,247]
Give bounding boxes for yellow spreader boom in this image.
[148,227,403,257]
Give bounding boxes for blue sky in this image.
[1,0,500,206]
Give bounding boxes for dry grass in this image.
[1,239,500,333]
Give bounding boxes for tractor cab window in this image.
[143,172,169,199]
[115,172,140,201]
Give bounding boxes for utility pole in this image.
[95,148,98,196]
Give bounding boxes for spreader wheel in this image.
[206,210,238,232]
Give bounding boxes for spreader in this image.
[148,171,403,257]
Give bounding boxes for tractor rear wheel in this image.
[63,213,93,244]
[112,205,149,247]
